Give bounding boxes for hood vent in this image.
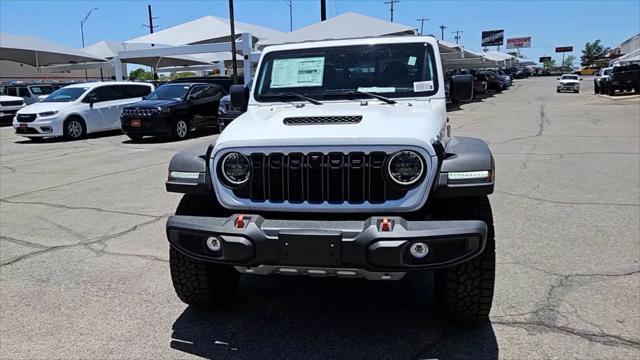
[283,116,362,125]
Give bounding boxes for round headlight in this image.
[221,152,251,185]
[388,151,424,186]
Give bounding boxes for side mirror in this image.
[88,95,97,107]
[556,78,560,80]
[450,74,474,102]
[580,78,584,81]
[230,84,248,110]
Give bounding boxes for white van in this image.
[13,82,154,140]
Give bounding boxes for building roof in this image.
[258,12,416,46]
[126,16,284,45]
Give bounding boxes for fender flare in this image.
[165,141,215,195]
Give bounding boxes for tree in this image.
[580,40,610,66]
[563,55,576,69]
[129,68,153,81]
[543,59,556,70]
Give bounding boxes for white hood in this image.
[17,101,72,114]
[559,80,579,85]
[215,100,445,152]
[0,95,24,102]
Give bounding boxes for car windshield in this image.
[28,85,54,95]
[254,42,438,102]
[40,87,88,102]
[145,84,190,101]
[561,75,579,80]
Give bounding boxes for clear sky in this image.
[1,0,639,65]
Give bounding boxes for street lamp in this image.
[80,8,98,80]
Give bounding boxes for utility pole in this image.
[80,7,98,81]
[283,0,293,32]
[228,0,238,84]
[384,0,400,23]
[439,25,447,40]
[416,17,429,35]
[320,0,326,21]
[452,29,464,44]
[142,4,159,33]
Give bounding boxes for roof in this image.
[260,35,435,53]
[258,12,416,46]
[126,16,284,45]
[64,81,153,88]
[83,41,233,66]
[0,33,105,66]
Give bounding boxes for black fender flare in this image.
[165,141,215,195]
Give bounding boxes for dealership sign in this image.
[481,30,504,46]
[506,37,531,49]
[539,56,552,63]
[555,46,573,53]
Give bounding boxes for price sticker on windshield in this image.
[413,81,434,92]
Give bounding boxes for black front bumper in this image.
[167,215,487,272]
[121,115,172,136]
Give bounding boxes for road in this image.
[1,77,639,359]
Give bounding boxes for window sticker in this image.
[357,87,396,93]
[408,56,417,66]
[413,81,434,92]
[271,57,325,88]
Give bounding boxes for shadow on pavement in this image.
[12,129,124,144]
[170,272,498,360]
[121,128,218,144]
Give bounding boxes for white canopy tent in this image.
[0,32,105,67]
[610,48,640,66]
[258,12,416,47]
[83,41,220,68]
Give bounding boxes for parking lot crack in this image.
[0,235,49,249]
[84,242,168,263]
[496,190,640,207]
[1,199,159,218]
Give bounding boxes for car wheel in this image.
[63,117,86,140]
[594,84,599,94]
[170,195,239,307]
[433,196,495,322]
[172,119,190,140]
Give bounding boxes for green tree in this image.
[543,59,556,70]
[563,55,576,69]
[129,68,153,81]
[580,40,610,66]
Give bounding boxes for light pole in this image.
[283,0,292,32]
[80,8,98,80]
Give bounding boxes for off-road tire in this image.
[169,195,239,307]
[433,196,495,322]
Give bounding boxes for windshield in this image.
[254,42,438,102]
[145,84,190,101]
[41,87,88,102]
[28,85,54,95]
[561,75,579,80]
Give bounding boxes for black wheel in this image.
[63,116,86,140]
[170,195,239,307]
[594,84,599,94]
[172,118,190,140]
[127,134,143,142]
[432,196,495,322]
[608,86,615,96]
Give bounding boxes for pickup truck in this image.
[164,36,496,322]
[594,67,613,94]
[604,64,640,95]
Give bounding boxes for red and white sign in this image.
[506,37,532,49]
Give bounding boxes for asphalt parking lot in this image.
[1,76,639,359]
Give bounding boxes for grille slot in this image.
[1,101,23,107]
[236,152,411,204]
[283,116,362,125]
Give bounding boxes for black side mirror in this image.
[450,74,474,102]
[88,95,97,107]
[230,84,248,110]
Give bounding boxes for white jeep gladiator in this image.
[165,36,496,322]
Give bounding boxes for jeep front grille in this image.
[232,152,408,204]
[283,116,362,125]
[1,101,23,107]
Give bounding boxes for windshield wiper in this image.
[323,89,397,104]
[267,92,322,105]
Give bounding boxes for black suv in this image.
[121,82,224,141]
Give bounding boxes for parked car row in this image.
[10,77,233,142]
[593,64,640,95]
[445,68,514,104]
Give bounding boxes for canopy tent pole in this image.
[241,32,252,84]
[112,56,123,80]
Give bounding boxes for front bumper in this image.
[13,117,62,137]
[167,214,487,275]
[557,84,579,91]
[121,114,172,136]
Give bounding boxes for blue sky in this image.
[1,0,639,65]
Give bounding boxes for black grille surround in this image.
[222,151,426,205]
[16,114,37,123]
[1,101,23,107]
[283,116,362,125]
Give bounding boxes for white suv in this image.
[13,82,153,140]
[0,95,25,123]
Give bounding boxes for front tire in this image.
[433,196,495,322]
[169,195,239,307]
[63,117,86,140]
[172,118,190,140]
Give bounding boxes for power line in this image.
[384,0,400,23]
[416,17,429,35]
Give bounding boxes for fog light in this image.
[40,126,52,133]
[409,242,429,259]
[206,237,222,252]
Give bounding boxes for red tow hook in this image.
[234,214,245,228]
[380,217,391,231]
